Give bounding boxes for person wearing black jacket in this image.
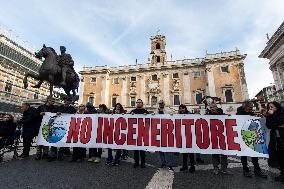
[207,102,229,175]
[236,101,267,178]
[266,101,284,182]
[48,97,76,161]
[179,104,195,173]
[35,97,56,160]
[130,99,149,168]
[0,114,17,161]
[19,103,38,158]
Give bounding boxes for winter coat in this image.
[21,107,38,138]
[0,120,17,138]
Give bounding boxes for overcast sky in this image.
[0,0,283,98]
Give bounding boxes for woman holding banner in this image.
[105,103,125,166]
[266,101,284,182]
[88,104,107,163]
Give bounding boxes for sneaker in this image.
[168,166,174,172]
[213,168,219,175]
[94,157,101,163]
[180,167,188,171]
[220,169,231,175]
[254,170,267,179]
[88,157,96,162]
[243,170,252,178]
[275,175,284,182]
[112,161,120,166]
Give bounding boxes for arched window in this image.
[156,43,160,49]
[225,89,233,102]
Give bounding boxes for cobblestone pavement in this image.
[0,148,283,189]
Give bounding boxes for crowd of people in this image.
[0,96,283,182]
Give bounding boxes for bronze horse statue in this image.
[23,45,79,101]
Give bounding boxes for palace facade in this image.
[0,34,50,113]
[79,34,249,113]
[259,21,284,104]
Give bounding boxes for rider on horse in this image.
[57,46,75,86]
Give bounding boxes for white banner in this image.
[37,113,269,158]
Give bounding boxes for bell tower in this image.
[150,32,167,65]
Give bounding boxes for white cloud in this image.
[0,0,283,99]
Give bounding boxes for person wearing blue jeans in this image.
[106,103,126,166]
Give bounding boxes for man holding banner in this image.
[130,99,149,168]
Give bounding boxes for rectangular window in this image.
[173,73,179,79]
[90,77,96,83]
[196,93,203,104]
[130,76,136,82]
[130,97,136,107]
[152,74,158,81]
[113,78,119,84]
[88,96,94,104]
[174,95,180,105]
[193,71,201,78]
[225,89,233,102]
[4,82,12,92]
[221,66,229,73]
[112,97,117,107]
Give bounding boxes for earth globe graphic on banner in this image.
[42,116,67,143]
[241,119,268,154]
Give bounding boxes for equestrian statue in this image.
[23,45,80,101]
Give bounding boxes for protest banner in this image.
[37,113,269,158]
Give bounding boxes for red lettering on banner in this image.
[114,117,127,145]
[151,118,161,147]
[96,117,103,143]
[175,119,182,148]
[225,119,241,151]
[127,118,137,145]
[195,119,210,149]
[66,117,81,143]
[137,118,150,146]
[183,119,194,148]
[103,118,114,144]
[161,119,174,147]
[210,119,226,150]
[80,117,92,144]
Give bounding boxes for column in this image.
[121,77,127,106]
[140,75,145,102]
[206,67,216,97]
[105,74,110,107]
[183,72,191,104]
[101,76,106,104]
[163,73,169,104]
[78,76,85,104]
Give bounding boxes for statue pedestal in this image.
[24,99,63,108]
